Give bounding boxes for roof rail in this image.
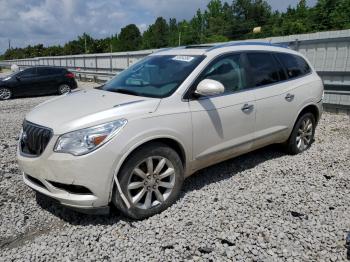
[184,45,215,49]
[207,41,290,51]
[154,45,215,53]
[152,46,185,54]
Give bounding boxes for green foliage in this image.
[205,34,230,43]
[3,0,350,59]
[118,24,142,51]
[143,17,169,49]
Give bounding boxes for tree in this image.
[142,17,169,49]
[168,18,179,46]
[205,0,227,37]
[118,24,142,51]
[306,0,350,31]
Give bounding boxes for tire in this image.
[113,142,184,220]
[285,112,316,155]
[58,84,71,95]
[0,87,12,100]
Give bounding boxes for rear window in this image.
[246,52,286,87]
[276,53,311,79]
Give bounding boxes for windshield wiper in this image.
[113,89,140,96]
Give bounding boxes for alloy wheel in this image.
[58,85,71,94]
[0,88,11,100]
[127,156,176,210]
[296,117,313,151]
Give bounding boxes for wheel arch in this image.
[287,103,320,141]
[296,103,320,124]
[117,137,187,177]
[108,136,188,203]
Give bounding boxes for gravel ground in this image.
[0,93,349,261]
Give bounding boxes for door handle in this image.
[241,103,254,113]
[285,93,295,102]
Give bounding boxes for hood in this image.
[25,89,160,134]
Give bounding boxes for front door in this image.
[189,53,256,170]
[15,68,40,96]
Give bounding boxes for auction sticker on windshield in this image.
[172,56,195,62]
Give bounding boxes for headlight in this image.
[54,119,127,156]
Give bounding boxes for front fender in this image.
[106,113,193,202]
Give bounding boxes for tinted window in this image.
[37,67,63,75]
[53,68,65,74]
[103,55,204,98]
[19,68,37,77]
[246,53,286,87]
[277,53,311,79]
[37,68,52,75]
[199,54,247,93]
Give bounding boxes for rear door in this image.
[36,67,61,94]
[189,53,256,170]
[246,52,303,148]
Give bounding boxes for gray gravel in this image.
[0,93,349,261]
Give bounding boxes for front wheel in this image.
[58,84,71,95]
[113,143,184,219]
[285,113,316,155]
[0,87,12,100]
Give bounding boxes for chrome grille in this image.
[21,121,53,156]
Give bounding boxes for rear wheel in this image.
[0,87,12,100]
[58,84,71,95]
[113,143,184,219]
[285,113,316,155]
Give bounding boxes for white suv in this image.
[17,43,323,219]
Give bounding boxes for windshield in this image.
[102,55,205,98]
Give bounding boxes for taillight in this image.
[65,72,75,78]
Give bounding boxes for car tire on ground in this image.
[58,84,71,95]
[0,87,12,100]
[113,142,184,220]
[285,112,316,155]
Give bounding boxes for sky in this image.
[0,0,317,54]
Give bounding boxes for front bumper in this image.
[23,172,109,214]
[17,134,122,210]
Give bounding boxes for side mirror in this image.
[16,76,21,81]
[195,79,225,97]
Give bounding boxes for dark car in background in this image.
[0,67,77,100]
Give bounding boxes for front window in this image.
[18,68,37,77]
[198,54,247,93]
[103,55,205,98]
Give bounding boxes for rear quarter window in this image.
[277,53,311,79]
